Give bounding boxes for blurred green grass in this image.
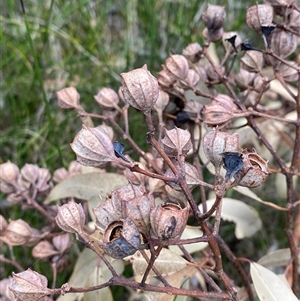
[1,0,254,170]
[1,0,291,295]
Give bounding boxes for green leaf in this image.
[57,248,124,301]
[45,172,128,204]
[199,198,262,239]
[250,262,298,301]
[258,248,300,268]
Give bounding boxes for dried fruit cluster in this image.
[1,1,299,301]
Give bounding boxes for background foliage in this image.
[1,1,298,300]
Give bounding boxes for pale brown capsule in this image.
[206,65,225,82]
[93,184,147,231]
[0,219,32,246]
[32,241,60,259]
[203,27,224,42]
[165,55,189,80]
[121,64,159,113]
[203,128,239,176]
[235,69,255,91]
[182,43,203,63]
[223,32,242,53]
[202,5,226,31]
[270,29,298,59]
[94,87,119,109]
[183,100,203,119]
[203,94,238,126]
[164,161,201,191]
[0,161,19,194]
[246,5,273,34]
[0,215,8,234]
[10,269,51,301]
[52,233,71,254]
[241,51,264,73]
[161,127,193,157]
[150,202,189,240]
[234,149,269,188]
[70,125,116,167]
[157,69,176,88]
[55,199,86,234]
[57,87,80,109]
[279,61,299,82]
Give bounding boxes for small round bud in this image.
[55,199,86,234]
[0,161,19,194]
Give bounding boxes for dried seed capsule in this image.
[235,69,255,91]
[279,61,299,82]
[270,29,298,58]
[150,202,189,240]
[203,94,238,125]
[203,27,224,43]
[223,32,242,53]
[165,55,189,80]
[233,149,269,188]
[32,241,60,259]
[161,127,193,157]
[246,5,274,34]
[0,219,32,246]
[157,70,175,88]
[164,161,202,191]
[94,87,119,109]
[202,5,226,31]
[55,199,86,234]
[182,43,203,63]
[203,128,239,176]
[100,218,142,259]
[71,125,116,167]
[0,161,19,194]
[121,64,159,114]
[57,87,80,109]
[241,51,264,73]
[10,269,51,301]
